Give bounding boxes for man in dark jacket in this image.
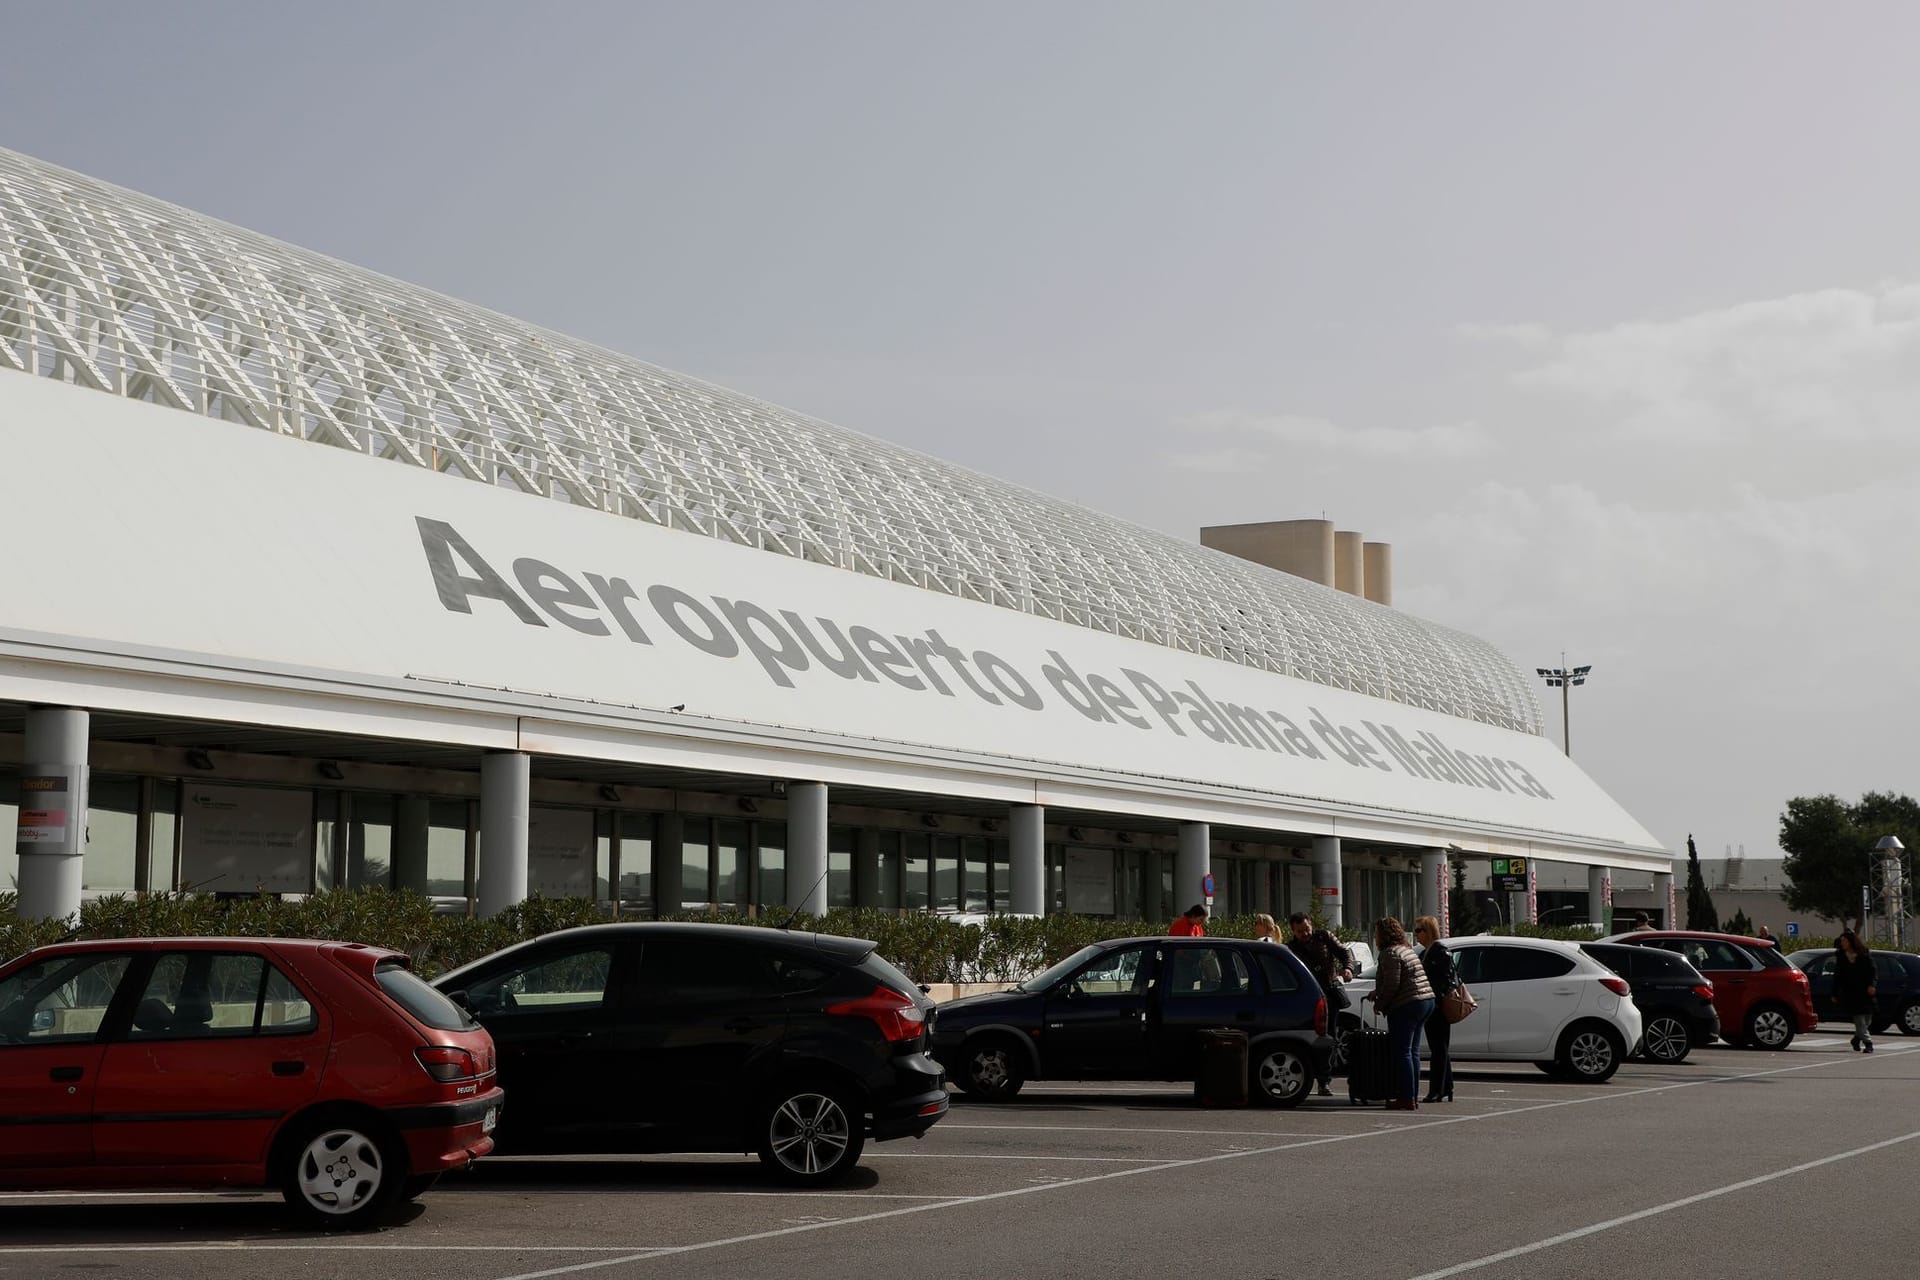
[1286,912,1353,1095]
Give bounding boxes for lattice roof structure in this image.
[0,147,1542,734]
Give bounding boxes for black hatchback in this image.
[928,937,1332,1107]
[1580,942,1720,1063]
[431,922,948,1185]
[1787,948,1920,1036]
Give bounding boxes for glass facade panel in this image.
[827,826,855,910]
[84,774,139,893]
[618,811,653,916]
[716,820,748,910]
[962,837,989,912]
[348,793,394,889]
[932,835,961,911]
[427,800,467,898]
[903,832,930,910]
[756,823,784,911]
[0,771,18,892]
[150,780,180,893]
[681,816,712,912]
[991,842,1010,913]
[875,830,901,910]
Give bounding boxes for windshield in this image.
[1016,944,1106,993]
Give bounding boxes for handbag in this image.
[1441,980,1478,1024]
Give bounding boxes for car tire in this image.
[279,1117,408,1231]
[1640,1014,1692,1064]
[1744,1004,1795,1051]
[958,1036,1026,1101]
[1249,1044,1311,1108]
[757,1084,866,1187]
[1901,1002,1920,1036]
[1554,1022,1625,1083]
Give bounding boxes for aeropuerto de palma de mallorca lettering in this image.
[0,146,1673,930]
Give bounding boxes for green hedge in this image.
[0,892,1381,987]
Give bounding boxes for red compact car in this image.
[1601,930,1817,1050]
[0,937,501,1228]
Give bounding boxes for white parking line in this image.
[943,1124,1323,1137]
[862,1153,1154,1162]
[490,1049,1905,1280]
[1403,1127,1920,1280]
[0,1245,671,1254]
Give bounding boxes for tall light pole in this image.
[1536,657,1592,756]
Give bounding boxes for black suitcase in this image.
[1194,1027,1250,1108]
[1346,1025,1393,1106]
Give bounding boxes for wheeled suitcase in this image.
[1346,1025,1393,1106]
[1194,1027,1250,1108]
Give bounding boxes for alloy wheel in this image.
[1642,1016,1690,1063]
[1748,1007,1793,1049]
[1566,1029,1617,1079]
[1254,1048,1308,1105]
[293,1128,386,1218]
[766,1092,852,1179]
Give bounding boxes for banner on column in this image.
[1667,879,1677,928]
[1602,872,1614,932]
[1437,856,1451,937]
[1526,861,1539,925]
[16,770,79,857]
[528,807,594,899]
[180,783,314,894]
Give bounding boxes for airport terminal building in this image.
[0,147,1672,930]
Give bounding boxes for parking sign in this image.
[1786,921,1799,938]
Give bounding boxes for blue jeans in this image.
[1387,999,1435,1101]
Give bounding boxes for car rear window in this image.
[375,960,476,1031]
[857,948,922,999]
[1254,949,1303,993]
[1631,949,1699,980]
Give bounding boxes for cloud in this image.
[1453,321,1554,349]
[1173,409,1494,460]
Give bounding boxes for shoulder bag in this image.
[1441,980,1478,1024]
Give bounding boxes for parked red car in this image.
[1600,930,1816,1050]
[0,937,501,1228]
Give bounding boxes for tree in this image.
[1724,908,1753,936]
[1685,834,1719,931]
[1780,792,1920,925]
[1448,858,1487,937]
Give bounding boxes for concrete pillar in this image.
[1588,865,1612,932]
[15,708,89,922]
[1420,848,1446,933]
[1142,850,1165,922]
[1655,871,1675,928]
[393,795,431,895]
[1334,530,1364,596]
[653,812,684,916]
[853,828,881,908]
[1009,804,1045,916]
[786,783,828,915]
[1312,835,1343,928]
[1175,822,1211,919]
[477,752,529,917]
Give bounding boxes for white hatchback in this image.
[1341,936,1643,1083]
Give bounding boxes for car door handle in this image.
[48,1066,83,1082]
[272,1060,307,1077]
[723,1017,766,1033]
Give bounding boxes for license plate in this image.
[482,1106,498,1134]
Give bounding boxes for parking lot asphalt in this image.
[5,1031,1918,1280]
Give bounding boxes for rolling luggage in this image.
[1195,1027,1250,1108]
[1346,1024,1393,1106]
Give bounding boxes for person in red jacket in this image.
[1168,904,1208,936]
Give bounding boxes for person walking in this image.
[1286,912,1353,1096]
[1834,930,1878,1053]
[1413,915,1455,1103]
[1168,904,1208,937]
[1365,917,1435,1111]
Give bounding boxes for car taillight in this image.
[1791,970,1810,986]
[826,985,927,1045]
[1600,976,1631,997]
[416,1046,480,1082]
[1314,996,1327,1037]
[1691,984,1715,1001]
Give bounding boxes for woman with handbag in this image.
[1365,917,1434,1111]
[1413,915,1455,1103]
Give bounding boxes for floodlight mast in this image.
[1535,655,1592,756]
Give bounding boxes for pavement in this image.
[4,1030,1918,1279]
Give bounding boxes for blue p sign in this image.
[1786,921,1800,938]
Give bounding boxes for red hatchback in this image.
[0,937,501,1229]
[1601,930,1817,1050]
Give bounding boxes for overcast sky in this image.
[6,3,1916,866]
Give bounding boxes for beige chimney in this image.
[1199,519,1335,585]
[1363,541,1393,605]
[1334,531,1364,597]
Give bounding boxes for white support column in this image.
[853,828,881,908]
[1420,849,1447,933]
[1655,871,1675,928]
[1588,865,1612,932]
[1313,835,1343,929]
[787,783,828,916]
[393,795,431,895]
[1010,804,1045,916]
[1176,822,1211,919]
[16,707,89,922]
[477,752,529,918]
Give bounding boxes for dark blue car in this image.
[927,936,1332,1108]
[1786,947,1920,1036]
